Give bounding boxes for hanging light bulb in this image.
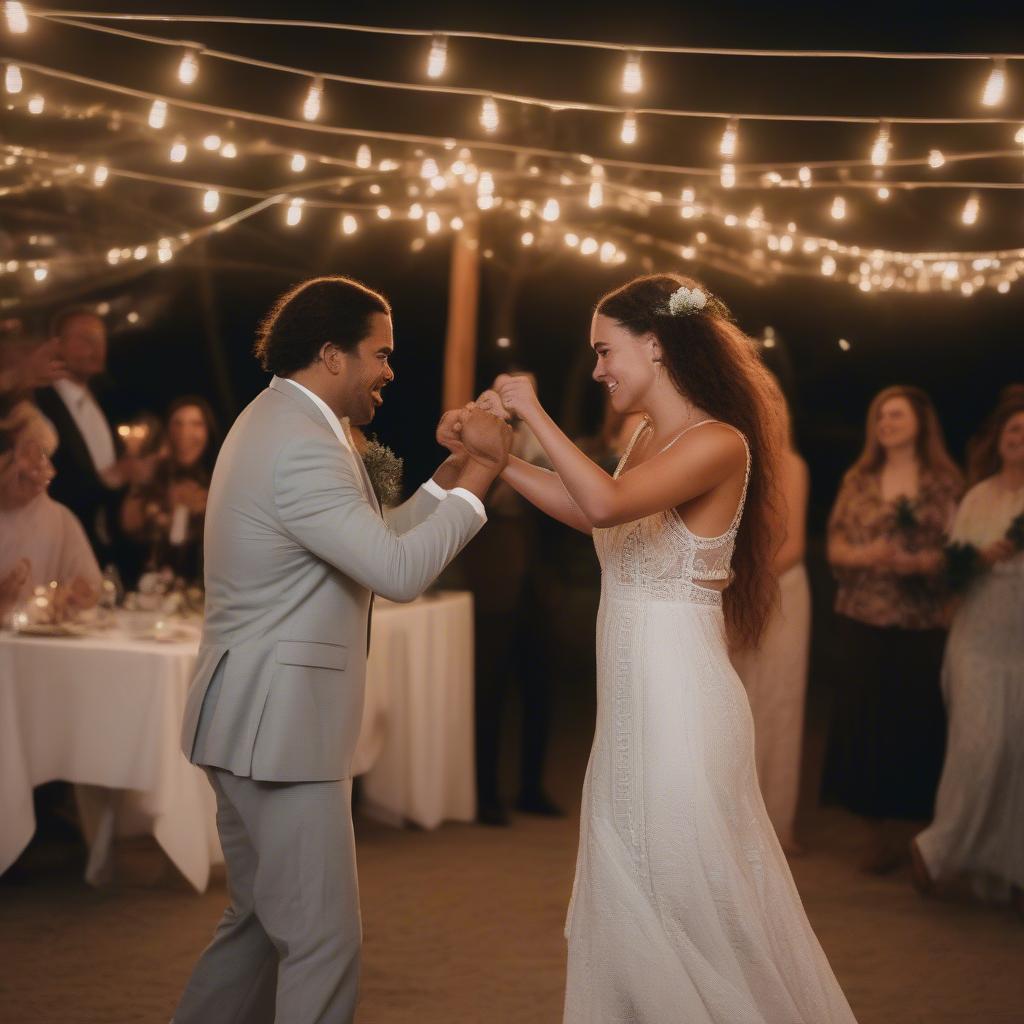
[588,181,604,208]
[4,62,23,94]
[421,157,439,179]
[426,210,442,234]
[477,170,494,197]
[5,3,29,33]
[621,51,642,94]
[220,141,237,159]
[427,34,447,78]
[377,205,392,219]
[302,77,323,121]
[541,198,561,222]
[408,203,424,220]
[798,165,812,185]
[341,213,359,235]
[202,189,220,213]
[285,198,304,226]
[580,237,599,255]
[351,144,370,169]
[821,255,837,276]
[290,152,307,173]
[981,59,1006,107]
[620,112,637,145]
[158,238,174,263]
[719,118,739,158]
[177,48,199,85]
[32,265,48,282]
[480,96,499,133]
[876,187,890,200]
[830,196,846,220]
[928,148,945,168]
[870,121,890,167]
[681,187,695,203]
[148,99,167,129]
[202,133,221,151]
[27,93,43,114]
[169,138,187,163]
[720,164,736,188]
[1015,125,1024,146]
[450,215,464,231]
[92,164,109,186]
[961,195,979,225]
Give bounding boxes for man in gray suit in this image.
[173,276,510,1023]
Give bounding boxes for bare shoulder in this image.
[660,420,748,479]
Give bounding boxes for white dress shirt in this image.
[274,377,485,520]
[53,378,117,475]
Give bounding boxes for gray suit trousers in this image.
[174,769,360,1024]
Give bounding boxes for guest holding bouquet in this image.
[823,386,962,873]
[913,394,1024,911]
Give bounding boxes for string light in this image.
[33,266,48,282]
[302,77,323,121]
[5,2,29,34]
[600,241,617,263]
[290,152,306,172]
[5,62,23,94]
[981,59,1006,107]
[427,34,447,79]
[998,281,1011,294]
[719,118,739,158]
[92,164,108,186]
[541,198,560,221]
[720,164,736,188]
[341,213,359,235]
[356,144,372,168]
[838,338,851,351]
[285,197,304,226]
[928,148,945,168]
[876,187,890,200]
[169,138,187,163]
[202,189,220,213]
[376,205,392,219]
[27,93,43,115]
[621,51,642,94]
[202,133,222,150]
[620,112,637,144]
[450,215,464,230]
[961,194,979,225]
[520,230,534,246]
[870,121,890,166]
[798,166,812,185]
[421,157,439,179]
[480,96,499,133]
[830,195,846,220]
[588,181,604,208]
[580,237,598,255]
[177,48,199,86]
[1015,125,1024,146]
[148,99,167,129]
[220,141,237,158]
[564,232,579,247]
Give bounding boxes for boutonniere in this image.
[361,438,404,507]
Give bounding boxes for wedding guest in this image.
[733,393,810,854]
[912,395,1024,911]
[823,385,962,873]
[0,401,102,611]
[35,307,125,560]
[120,397,218,584]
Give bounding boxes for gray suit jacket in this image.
[180,377,483,782]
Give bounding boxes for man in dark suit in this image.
[35,308,125,562]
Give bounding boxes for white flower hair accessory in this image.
[665,285,709,317]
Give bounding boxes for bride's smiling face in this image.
[590,313,659,414]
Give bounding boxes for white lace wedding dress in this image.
[563,420,857,1023]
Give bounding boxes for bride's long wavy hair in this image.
[595,273,784,650]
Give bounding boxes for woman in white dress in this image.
[912,396,1024,910]
[733,398,811,854]
[479,274,856,1023]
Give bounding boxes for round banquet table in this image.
[0,591,475,892]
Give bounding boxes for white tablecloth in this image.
[0,591,475,892]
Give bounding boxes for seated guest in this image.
[120,396,218,583]
[35,307,125,561]
[0,402,102,613]
[913,394,1024,911]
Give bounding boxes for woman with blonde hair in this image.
[472,274,856,1022]
[913,394,1024,911]
[824,385,962,873]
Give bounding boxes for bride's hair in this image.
[595,273,784,650]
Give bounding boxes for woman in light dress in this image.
[733,396,811,854]
[476,274,856,1023]
[912,395,1024,912]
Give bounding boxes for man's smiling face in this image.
[339,312,394,427]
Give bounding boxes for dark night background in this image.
[3,0,1023,537]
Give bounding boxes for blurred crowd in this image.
[0,308,220,624]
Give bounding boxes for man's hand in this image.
[436,408,469,455]
[457,407,512,471]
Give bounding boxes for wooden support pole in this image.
[442,213,481,410]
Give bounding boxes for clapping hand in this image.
[455,406,513,470]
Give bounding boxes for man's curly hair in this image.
[254,276,391,377]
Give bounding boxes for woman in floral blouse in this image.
[823,385,962,874]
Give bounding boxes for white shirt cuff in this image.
[420,478,448,501]
[448,487,487,522]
